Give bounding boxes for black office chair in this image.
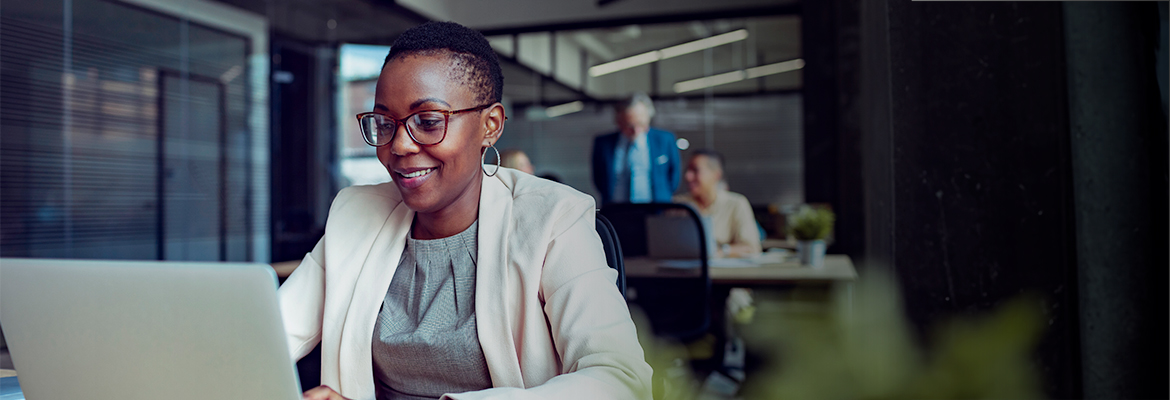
[595,212,626,298]
[599,203,711,341]
[293,215,630,389]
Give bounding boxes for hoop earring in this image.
[482,144,500,177]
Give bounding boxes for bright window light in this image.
[673,58,804,93]
[588,29,749,78]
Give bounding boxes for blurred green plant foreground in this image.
[637,269,1047,400]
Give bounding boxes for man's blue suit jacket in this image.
[591,128,681,206]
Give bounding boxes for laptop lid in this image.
[0,258,301,400]
[645,214,715,260]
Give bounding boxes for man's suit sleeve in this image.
[665,130,681,194]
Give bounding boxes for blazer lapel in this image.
[339,199,414,396]
[475,173,524,387]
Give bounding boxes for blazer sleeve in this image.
[277,238,326,361]
[444,199,654,400]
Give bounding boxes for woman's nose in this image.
[388,124,420,156]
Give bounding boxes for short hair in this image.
[690,149,724,172]
[384,21,503,105]
[614,92,656,118]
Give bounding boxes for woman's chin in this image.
[401,196,437,214]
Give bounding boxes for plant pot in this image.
[796,239,826,267]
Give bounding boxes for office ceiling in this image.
[210,0,802,104]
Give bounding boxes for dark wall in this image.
[857,1,1169,399]
[861,2,1088,399]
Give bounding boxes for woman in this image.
[673,149,762,258]
[279,22,652,400]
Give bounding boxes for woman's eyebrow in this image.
[410,97,450,110]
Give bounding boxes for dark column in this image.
[1064,3,1169,399]
[801,0,838,218]
[861,2,1083,398]
[802,0,865,262]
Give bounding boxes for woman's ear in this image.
[482,103,506,147]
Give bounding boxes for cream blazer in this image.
[278,168,653,400]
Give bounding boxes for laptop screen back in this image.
[0,258,302,400]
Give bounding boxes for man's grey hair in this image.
[614,92,656,118]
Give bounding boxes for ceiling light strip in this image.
[658,29,748,59]
[673,58,804,93]
[588,29,749,78]
[545,101,585,118]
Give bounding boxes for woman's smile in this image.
[393,166,437,189]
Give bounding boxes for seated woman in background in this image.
[498,149,535,174]
[279,21,651,400]
[673,149,762,258]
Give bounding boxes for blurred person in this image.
[590,93,680,206]
[498,148,534,174]
[280,21,651,400]
[674,149,761,258]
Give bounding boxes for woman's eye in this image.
[414,115,445,130]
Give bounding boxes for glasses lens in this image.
[359,114,395,146]
[406,112,447,145]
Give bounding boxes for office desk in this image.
[624,254,857,286]
[626,254,858,325]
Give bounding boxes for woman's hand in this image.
[302,385,350,400]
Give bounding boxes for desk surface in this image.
[625,254,856,285]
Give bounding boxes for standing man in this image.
[591,93,681,206]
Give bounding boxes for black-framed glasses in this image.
[356,104,492,147]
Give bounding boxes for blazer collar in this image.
[339,188,414,396]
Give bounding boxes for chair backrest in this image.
[599,203,711,340]
[595,213,627,298]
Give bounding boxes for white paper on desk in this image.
[753,251,791,264]
[710,251,792,267]
[656,258,757,269]
[657,259,703,269]
[709,258,758,268]
[657,251,795,269]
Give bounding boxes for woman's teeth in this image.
[400,168,433,178]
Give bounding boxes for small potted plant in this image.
[788,205,835,267]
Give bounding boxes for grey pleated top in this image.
[372,220,493,400]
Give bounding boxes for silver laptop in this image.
[0,258,302,400]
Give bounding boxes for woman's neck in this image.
[412,175,482,240]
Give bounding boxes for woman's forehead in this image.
[375,54,474,109]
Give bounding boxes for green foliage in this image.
[788,205,836,240]
[738,269,1047,400]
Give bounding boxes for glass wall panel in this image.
[1,0,260,261]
